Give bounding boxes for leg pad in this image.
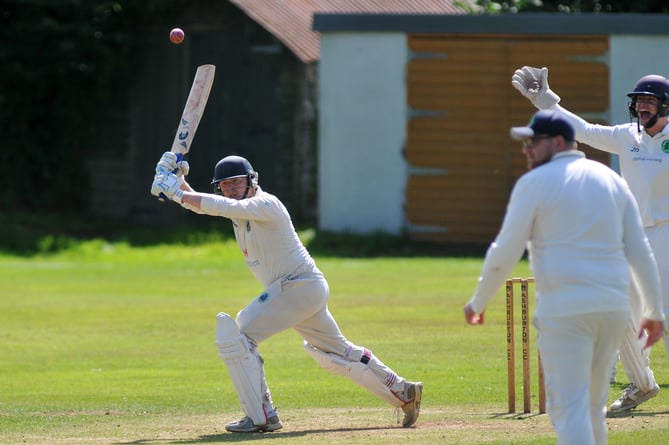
[304,341,402,407]
[216,312,268,424]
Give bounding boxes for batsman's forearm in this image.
[179,192,205,213]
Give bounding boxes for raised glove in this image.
[511,66,561,110]
[151,172,184,203]
[155,151,190,177]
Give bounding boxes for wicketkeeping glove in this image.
[155,151,190,177]
[151,172,184,203]
[511,66,561,110]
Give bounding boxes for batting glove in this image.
[156,151,190,177]
[151,172,184,203]
[511,66,561,110]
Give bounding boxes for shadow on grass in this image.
[489,412,546,420]
[606,409,669,418]
[117,425,400,444]
[489,407,669,420]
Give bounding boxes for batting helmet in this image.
[211,155,258,195]
[627,74,669,118]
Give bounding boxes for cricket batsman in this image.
[150,153,422,433]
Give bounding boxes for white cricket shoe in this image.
[609,383,660,412]
[225,415,283,433]
[401,382,423,427]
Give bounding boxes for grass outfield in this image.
[1,235,668,444]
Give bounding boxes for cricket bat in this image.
[158,64,215,201]
[171,64,216,157]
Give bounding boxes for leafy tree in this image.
[456,0,668,13]
[0,1,186,212]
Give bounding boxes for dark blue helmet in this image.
[211,155,258,195]
[627,74,669,119]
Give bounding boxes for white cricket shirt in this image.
[469,151,664,321]
[198,187,317,288]
[554,104,669,228]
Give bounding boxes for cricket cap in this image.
[510,110,575,142]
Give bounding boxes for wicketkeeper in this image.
[150,153,422,433]
[512,66,669,412]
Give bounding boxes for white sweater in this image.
[198,187,318,288]
[469,151,664,322]
[554,104,669,228]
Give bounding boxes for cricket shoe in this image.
[609,383,660,412]
[225,415,283,433]
[400,381,423,427]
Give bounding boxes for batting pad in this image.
[304,342,403,407]
[216,312,267,425]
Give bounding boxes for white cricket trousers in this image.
[646,223,669,357]
[535,311,628,445]
[235,271,407,397]
[620,222,669,390]
[236,271,349,352]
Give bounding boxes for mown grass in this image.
[0,223,668,444]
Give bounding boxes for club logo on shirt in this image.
[258,292,269,303]
[662,140,669,154]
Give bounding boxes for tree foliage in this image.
[0,1,186,212]
[457,0,668,13]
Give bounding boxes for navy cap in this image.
[510,110,575,142]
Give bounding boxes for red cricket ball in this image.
[170,28,185,45]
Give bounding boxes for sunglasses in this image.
[522,135,554,148]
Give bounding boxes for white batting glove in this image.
[511,66,561,110]
[155,151,190,177]
[151,172,184,203]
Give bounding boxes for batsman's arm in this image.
[174,180,207,213]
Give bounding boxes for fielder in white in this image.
[512,67,669,411]
[464,110,665,445]
[150,154,422,433]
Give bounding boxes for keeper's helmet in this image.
[211,155,258,195]
[627,74,669,118]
